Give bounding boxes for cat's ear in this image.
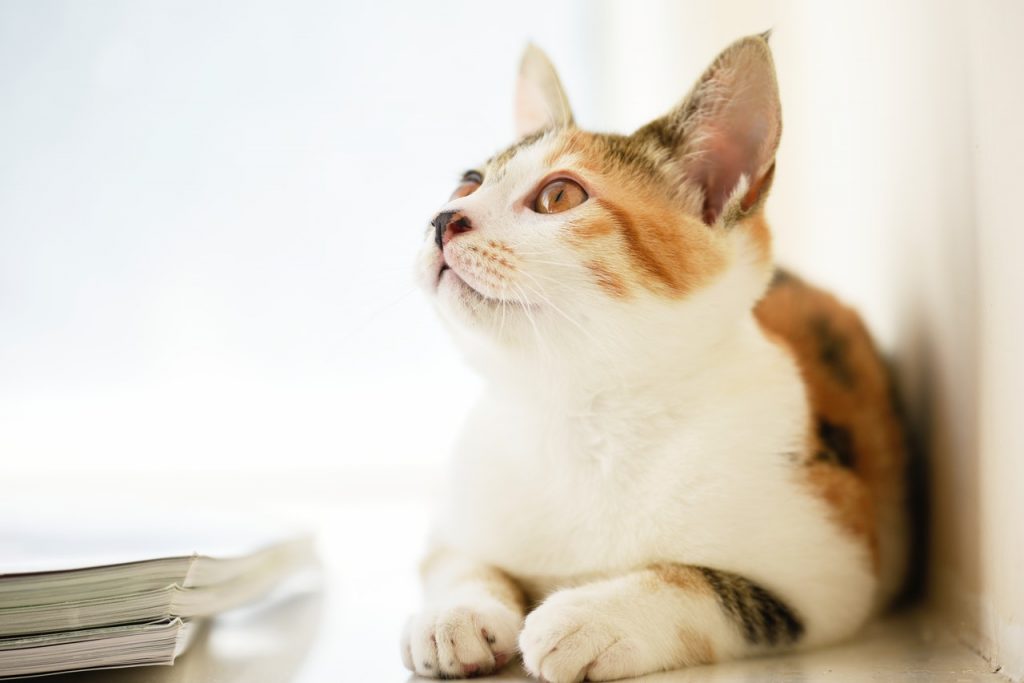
[515,44,574,138]
[642,33,781,225]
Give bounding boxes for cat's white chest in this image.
[436,392,711,588]
[430,335,876,639]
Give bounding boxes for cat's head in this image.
[417,35,781,380]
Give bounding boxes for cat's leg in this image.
[401,546,526,679]
[518,563,866,683]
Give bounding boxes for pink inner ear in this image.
[695,126,744,224]
[679,39,780,225]
[693,113,773,224]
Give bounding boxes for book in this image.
[0,527,316,679]
[0,620,194,679]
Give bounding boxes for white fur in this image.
[406,121,877,683]
[401,554,522,678]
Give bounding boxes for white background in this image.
[0,1,598,472]
[2,1,1021,678]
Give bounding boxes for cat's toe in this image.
[519,603,622,683]
[402,598,520,678]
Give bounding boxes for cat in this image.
[402,33,908,682]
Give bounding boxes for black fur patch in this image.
[596,133,665,181]
[769,267,796,289]
[816,417,856,468]
[810,314,855,388]
[636,116,677,153]
[698,567,804,647]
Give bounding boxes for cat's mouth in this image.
[436,261,513,307]
[438,263,489,301]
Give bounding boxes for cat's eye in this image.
[533,178,588,214]
[450,171,482,200]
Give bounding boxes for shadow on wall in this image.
[897,191,983,618]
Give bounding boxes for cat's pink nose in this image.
[432,210,473,249]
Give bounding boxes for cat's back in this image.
[754,268,909,606]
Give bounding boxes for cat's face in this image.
[417,36,782,374]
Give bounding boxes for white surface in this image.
[2,475,1004,683]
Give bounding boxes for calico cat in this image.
[403,34,908,682]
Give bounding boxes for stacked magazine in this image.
[0,527,316,678]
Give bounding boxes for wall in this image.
[967,2,1024,677]
[0,0,597,474]
[591,0,1020,677]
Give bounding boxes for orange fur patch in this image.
[741,162,776,213]
[648,563,711,595]
[645,565,716,664]
[570,216,616,240]
[605,197,728,297]
[540,129,730,298]
[678,627,716,665]
[486,239,515,256]
[755,271,907,576]
[745,211,773,266]
[585,260,629,298]
[804,463,879,571]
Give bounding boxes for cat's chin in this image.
[435,267,542,343]
[437,267,504,307]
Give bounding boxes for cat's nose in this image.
[432,210,473,250]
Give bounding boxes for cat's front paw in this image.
[518,592,645,683]
[401,595,521,679]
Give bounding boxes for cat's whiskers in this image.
[517,269,633,387]
[521,260,585,272]
[497,288,510,340]
[516,268,590,289]
[509,252,583,268]
[509,280,549,360]
[516,272,603,351]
